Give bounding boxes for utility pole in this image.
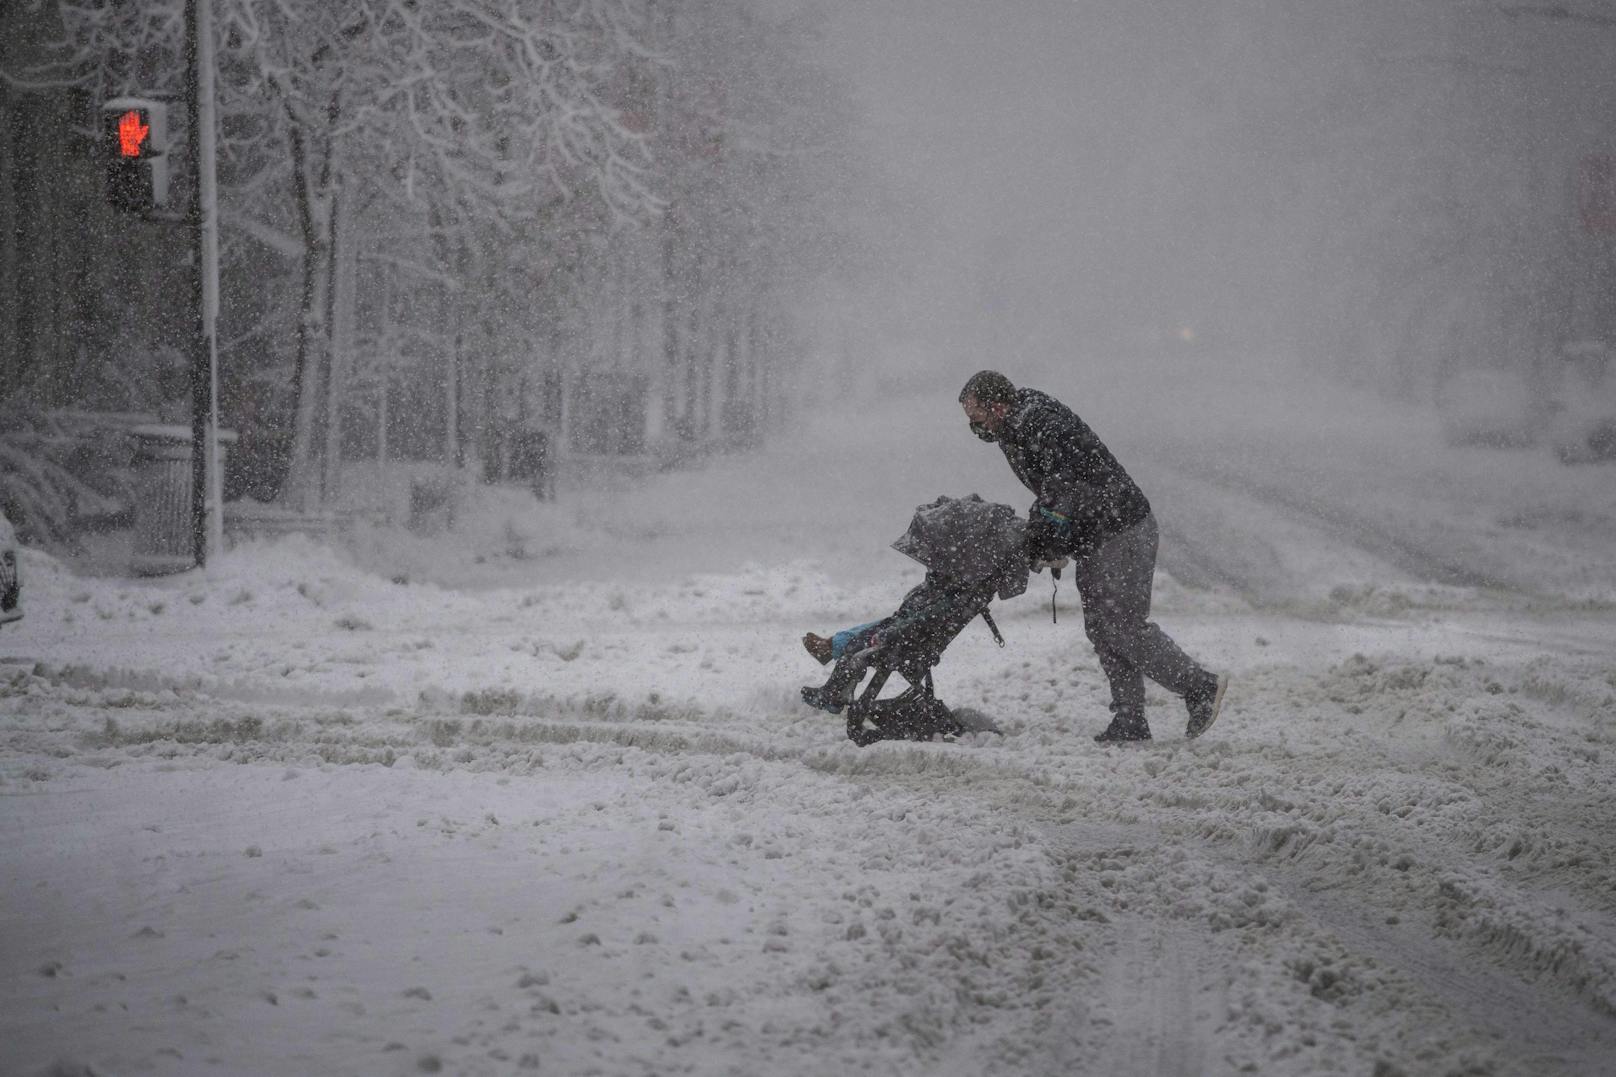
[185,0,222,566]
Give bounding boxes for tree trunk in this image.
[658,214,681,439]
[322,176,356,504]
[744,294,763,447]
[721,300,740,444]
[685,246,707,439]
[280,121,332,512]
[478,325,498,480]
[377,379,389,467]
[462,271,485,478]
[446,325,460,469]
[0,88,19,390]
[376,269,392,468]
[757,312,775,437]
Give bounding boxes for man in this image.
[959,370,1227,742]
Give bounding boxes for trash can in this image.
[129,424,236,575]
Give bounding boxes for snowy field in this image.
[4,357,1615,1076]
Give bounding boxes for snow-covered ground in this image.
[3,355,1615,1076]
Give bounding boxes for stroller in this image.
[802,494,1030,746]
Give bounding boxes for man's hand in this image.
[1024,505,1070,562]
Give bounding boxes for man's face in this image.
[962,396,1007,441]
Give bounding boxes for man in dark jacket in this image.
[960,370,1228,742]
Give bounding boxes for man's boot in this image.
[1184,673,1229,739]
[1094,709,1151,743]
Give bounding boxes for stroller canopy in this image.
[890,494,1029,601]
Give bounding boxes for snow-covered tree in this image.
[25,0,657,507]
[645,0,864,447]
[8,0,870,537]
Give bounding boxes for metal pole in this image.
[185,0,222,566]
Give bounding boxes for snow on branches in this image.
[9,0,867,515]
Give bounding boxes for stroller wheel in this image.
[844,693,963,746]
[846,714,884,747]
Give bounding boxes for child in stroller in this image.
[800,494,1034,746]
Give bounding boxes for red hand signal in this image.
[118,110,149,157]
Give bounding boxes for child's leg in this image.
[801,620,888,713]
[832,622,882,659]
[804,620,882,666]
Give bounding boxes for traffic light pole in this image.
[184,0,222,566]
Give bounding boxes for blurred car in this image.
[0,508,20,627]
[1436,367,1545,448]
[1547,341,1616,465]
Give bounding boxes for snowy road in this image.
[3,369,1615,1075]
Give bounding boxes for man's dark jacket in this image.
[995,388,1151,558]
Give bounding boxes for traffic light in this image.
[102,97,170,214]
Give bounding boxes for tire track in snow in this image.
[1109,657,1616,1070]
[1131,458,1424,608]
[1145,450,1524,593]
[1071,913,1223,1075]
[1223,845,1616,1075]
[931,650,1616,1074]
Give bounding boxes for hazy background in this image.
[4,0,1614,566]
[808,0,1616,404]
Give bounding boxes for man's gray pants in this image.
[1073,513,1207,724]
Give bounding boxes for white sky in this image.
[804,0,1616,386]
